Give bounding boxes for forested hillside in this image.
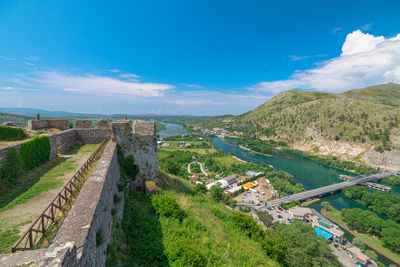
[233,83,400,152]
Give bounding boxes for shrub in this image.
[194,183,207,194]
[152,193,184,221]
[19,135,51,171]
[96,228,104,247]
[210,185,223,202]
[114,193,122,204]
[124,154,139,180]
[0,126,27,141]
[0,147,21,188]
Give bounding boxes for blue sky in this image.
[0,0,399,115]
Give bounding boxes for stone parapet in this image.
[75,120,93,129]
[28,119,70,131]
[132,120,155,136]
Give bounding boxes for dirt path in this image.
[0,144,99,235]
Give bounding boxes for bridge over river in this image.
[256,172,393,210]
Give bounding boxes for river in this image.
[157,122,188,138]
[158,124,395,265]
[210,136,395,266]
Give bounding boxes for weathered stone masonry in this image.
[0,142,123,267]
[0,119,158,266]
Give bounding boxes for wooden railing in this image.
[11,139,107,252]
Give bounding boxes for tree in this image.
[352,238,366,251]
[321,201,331,211]
[365,250,378,261]
[274,220,340,267]
[194,183,207,194]
[210,185,223,202]
[257,211,274,227]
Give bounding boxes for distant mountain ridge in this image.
[0,108,207,119]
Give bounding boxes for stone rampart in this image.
[76,129,111,144]
[132,120,155,135]
[0,142,123,267]
[112,120,159,192]
[97,119,112,129]
[75,120,93,129]
[28,119,70,131]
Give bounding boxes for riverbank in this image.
[232,155,247,163]
[301,198,320,207]
[238,145,272,157]
[321,207,400,265]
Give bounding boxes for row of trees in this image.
[342,208,400,253]
[343,186,400,223]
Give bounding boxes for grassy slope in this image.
[0,143,99,212]
[321,207,400,265]
[234,83,400,147]
[110,173,280,266]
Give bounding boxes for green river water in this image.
[159,124,397,265]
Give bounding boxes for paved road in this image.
[187,161,208,176]
[254,172,392,210]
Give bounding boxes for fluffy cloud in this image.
[18,71,174,97]
[251,30,400,93]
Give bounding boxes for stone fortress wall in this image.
[0,118,158,267]
[28,119,70,131]
[75,119,93,129]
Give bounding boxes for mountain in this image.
[229,83,400,170]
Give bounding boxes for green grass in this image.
[0,143,99,212]
[322,207,400,265]
[213,155,240,168]
[0,217,34,253]
[107,173,280,266]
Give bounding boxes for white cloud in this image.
[0,55,15,61]
[24,62,36,66]
[179,83,204,89]
[119,73,140,79]
[331,27,343,35]
[27,56,40,61]
[251,30,400,93]
[361,23,373,31]
[109,69,121,73]
[17,71,174,97]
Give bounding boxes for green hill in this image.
[107,173,339,267]
[0,112,32,127]
[232,83,400,151]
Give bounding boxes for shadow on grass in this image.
[0,157,68,210]
[157,171,195,195]
[115,192,169,266]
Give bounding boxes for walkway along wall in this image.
[0,142,124,267]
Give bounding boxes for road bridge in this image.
[255,172,393,210]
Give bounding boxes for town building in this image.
[347,246,370,266]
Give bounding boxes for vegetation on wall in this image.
[0,148,20,188]
[19,136,51,171]
[0,126,27,141]
[0,136,50,189]
[117,145,139,182]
